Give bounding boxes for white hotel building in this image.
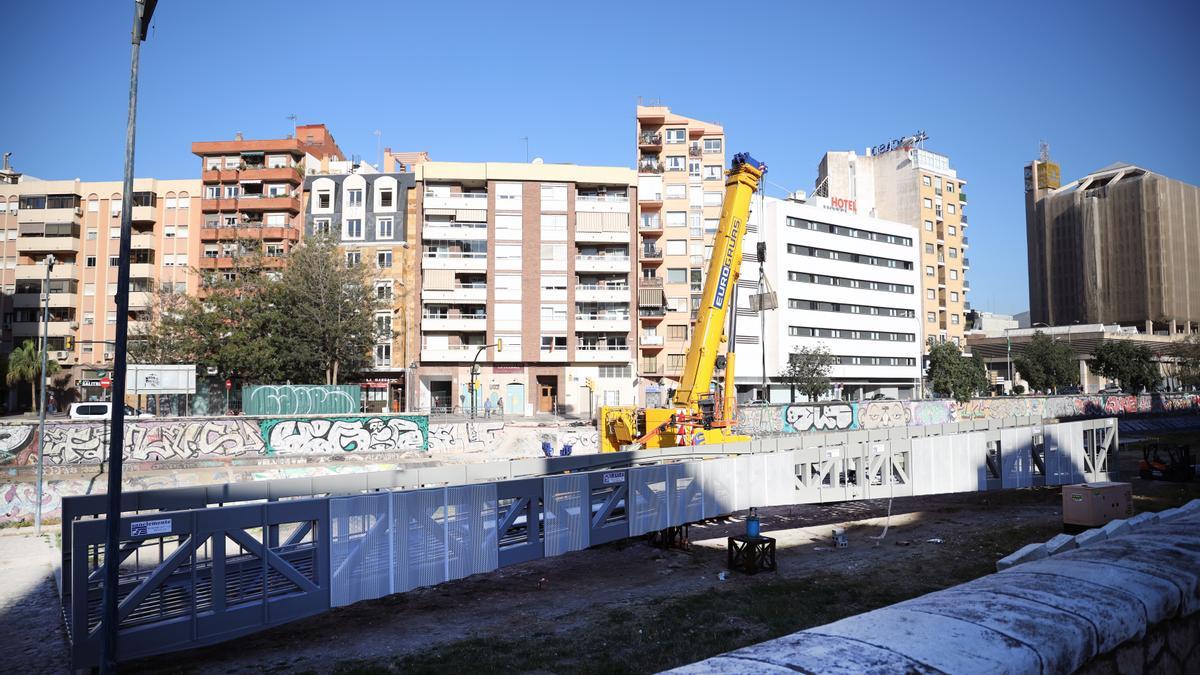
[733,195,924,401]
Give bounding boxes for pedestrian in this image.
[484,398,493,418]
[497,397,504,419]
[48,393,57,415]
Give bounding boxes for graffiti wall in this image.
[260,416,427,455]
[242,385,361,416]
[734,393,1200,435]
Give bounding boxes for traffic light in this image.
[63,336,75,351]
[585,377,596,392]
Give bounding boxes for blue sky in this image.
[5,1,1198,315]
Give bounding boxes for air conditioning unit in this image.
[56,351,69,361]
[103,352,114,361]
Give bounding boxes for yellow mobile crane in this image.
[599,153,766,452]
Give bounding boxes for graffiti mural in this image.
[261,416,427,455]
[732,392,1200,436]
[242,385,360,416]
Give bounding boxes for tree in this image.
[1013,331,1079,394]
[5,340,61,413]
[1170,334,1200,390]
[780,345,837,402]
[1090,340,1161,393]
[270,235,376,385]
[927,340,987,403]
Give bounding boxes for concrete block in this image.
[1061,538,1200,615]
[1044,532,1078,556]
[997,542,1049,571]
[809,607,1042,673]
[666,631,932,675]
[1101,518,1131,538]
[1157,507,1185,522]
[1074,527,1109,548]
[1015,558,1180,624]
[1125,511,1159,531]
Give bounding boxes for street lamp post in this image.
[468,339,502,418]
[34,253,56,535]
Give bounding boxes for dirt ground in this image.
[123,468,1200,675]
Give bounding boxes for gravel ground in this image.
[0,529,70,674]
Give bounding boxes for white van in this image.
[69,402,153,420]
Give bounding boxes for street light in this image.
[34,253,56,535]
[469,338,502,418]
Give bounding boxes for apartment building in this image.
[192,124,343,279]
[304,161,418,412]
[634,105,726,407]
[1025,160,1200,334]
[413,161,637,416]
[0,174,201,405]
[818,139,971,348]
[732,196,923,401]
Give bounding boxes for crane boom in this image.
[673,153,766,406]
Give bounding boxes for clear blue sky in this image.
[6,1,1198,315]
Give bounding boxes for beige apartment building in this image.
[634,105,726,406]
[0,172,201,405]
[818,141,971,348]
[413,161,638,417]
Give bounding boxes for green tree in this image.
[927,340,987,403]
[1090,340,1161,393]
[1170,333,1200,390]
[5,340,61,413]
[1013,331,1079,394]
[780,345,837,402]
[271,235,377,384]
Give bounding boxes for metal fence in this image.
[60,416,1117,669]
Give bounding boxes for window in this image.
[540,214,567,239]
[704,218,719,234]
[541,335,567,350]
[599,364,631,378]
[347,189,363,207]
[86,256,97,268]
[86,228,97,240]
[947,203,956,215]
[926,289,935,299]
[224,156,239,169]
[107,311,117,325]
[205,157,221,170]
[267,154,289,168]
[665,239,687,256]
[83,312,95,325]
[923,198,933,209]
[223,215,238,227]
[375,280,393,300]
[666,155,685,171]
[703,191,722,207]
[665,184,686,200]
[317,191,331,209]
[374,344,391,367]
[922,175,931,186]
[951,291,959,302]
[346,251,361,267]
[377,250,393,268]
[314,218,331,235]
[927,312,935,323]
[703,138,722,154]
[665,211,686,227]
[665,128,686,144]
[704,165,721,181]
[109,256,120,267]
[666,268,687,284]
[224,185,238,198]
[344,218,363,239]
[377,217,393,239]
[925,266,934,276]
[924,220,933,231]
[924,243,934,254]
[84,284,95,297]
[379,188,393,208]
[949,247,958,258]
[265,244,285,257]
[205,185,220,199]
[688,160,700,178]
[951,314,960,325]
[946,182,954,193]
[948,225,957,236]
[265,213,286,226]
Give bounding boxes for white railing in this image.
[424,221,487,228]
[424,191,487,200]
[422,314,486,321]
[640,335,665,346]
[576,345,630,351]
[576,314,631,321]
[575,255,630,262]
[575,195,629,203]
[423,251,488,259]
[575,284,630,291]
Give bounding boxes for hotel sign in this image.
[869,130,928,157]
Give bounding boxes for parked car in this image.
[1097,386,1125,395]
[69,402,153,420]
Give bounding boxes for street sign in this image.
[100,376,112,390]
[225,379,232,390]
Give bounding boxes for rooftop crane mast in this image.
[599,153,766,451]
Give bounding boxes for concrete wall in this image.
[733,392,1200,435]
[674,501,1200,674]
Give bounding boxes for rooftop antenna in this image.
[373,130,382,169]
[287,113,297,138]
[521,136,529,162]
[1039,140,1051,163]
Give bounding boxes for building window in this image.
[86,256,97,268]
[923,198,933,209]
[374,344,391,367]
[375,280,393,300]
[927,312,935,323]
[665,128,686,144]
[688,160,700,178]
[950,269,959,280]
[704,165,722,181]
[947,203,956,215]
[924,220,933,231]
[925,266,934,276]
[949,247,958,258]
[926,288,935,299]
[347,189,363,207]
[541,335,567,350]
[107,311,117,325]
[346,251,361,267]
[922,175,931,186]
[951,291,959,302]
[377,250,392,268]
[951,314,960,325]
[205,157,221,170]
[666,155,685,171]
[224,185,238,199]
[948,225,957,236]
[83,312,94,325]
[205,186,219,199]
[924,243,934,254]
[84,283,96,296]
[344,218,363,239]
[703,138,722,154]
[379,188,393,208]
[666,268,687,284]
[265,244,285,257]
[314,218,331,235]
[703,192,722,207]
[317,191,331,209]
[377,217,393,239]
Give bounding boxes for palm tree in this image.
[5,340,60,413]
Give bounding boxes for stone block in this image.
[998,542,1049,571]
[1016,558,1180,624]
[1102,518,1131,538]
[1045,532,1079,556]
[1125,511,1159,531]
[668,631,933,675]
[1157,507,1183,522]
[1075,527,1109,547]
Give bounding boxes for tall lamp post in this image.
[34,253,56,535]
[468,338,502,418]
[101,1,155,672]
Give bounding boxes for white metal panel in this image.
[543,475,589,556]
[1001,427,1033,489]
[630,466,669,536]
[329,493,393,608]
[400,488,448,591]
[445,484,498,578]
[701,457,736,519]
[669,463,704,526]
[764,452,795,507]
[910,436,935,496]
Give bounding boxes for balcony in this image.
[422,222,488,240]
[13,292,77,309]
[637,132,662,149]
[128,262,154,278]
[640,362,663,375]
[539,348,568,363]
[13,321,75,337]
[640,335,665,348]
[639,277,663,288]
[959,192,967,202]
[423,192,488,210]
[422,251,488,271]
[575,284,630,303]
[422,285,487,303]
[961,214,969,225]
[575,346,632,363]
[962,235,969,247]
[575,255,630,273]
[16,236,80,253]
[201,225,300,242]
[639,307,666,321]
[202,166,302,185]
[131,205,156,223]
[15,263,76,280]
[420,345,477,362]
[421,315,487,332]
[18,206,81,225]
[964,280,970,290]
[962,257,970,269]
[640,247,663,263]
[575,227,631,243]
[575,195,631,214]
[576,315,631,332]
[127,291,153,310]
[637,160,663,174]
[130,233,155,249]
[201,195,301,213]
